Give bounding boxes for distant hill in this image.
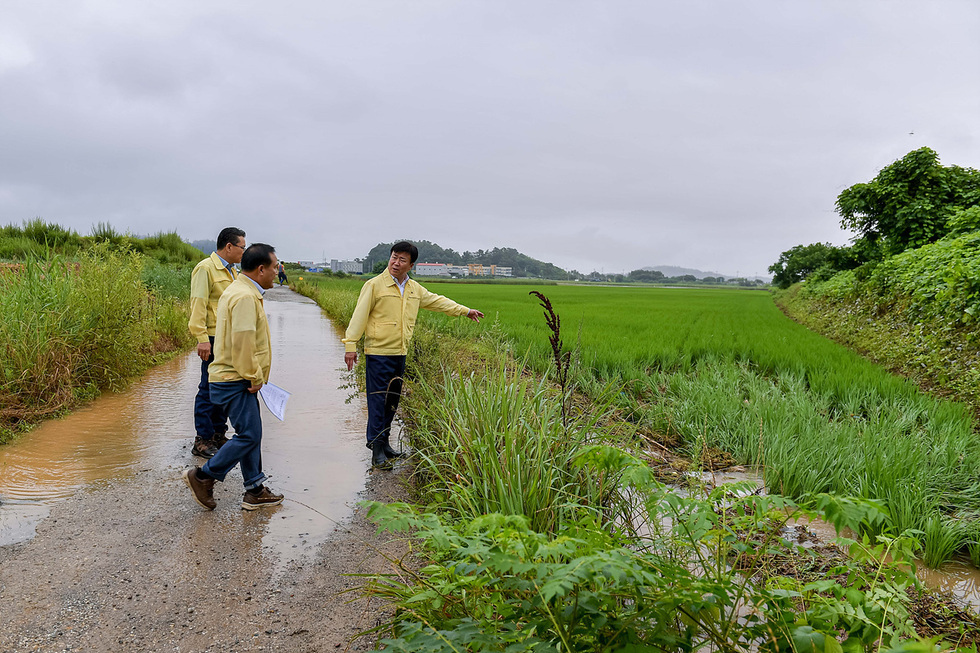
[189,239,214,255]
[643,265,724,279]
[364,240,571,279]
[643,265,769,282]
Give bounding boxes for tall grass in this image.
[1,219,203,267]
[0,246,193,442]
[407,364,626,534]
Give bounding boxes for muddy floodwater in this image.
[0,286,372,572]
[688,468,980,610]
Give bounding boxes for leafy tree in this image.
[364,240,465,270]
[627,269,665,283]
[769,242,854,289]
[947,205,980,236]
[836,147,980,256]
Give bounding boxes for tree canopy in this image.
[768,242,854,289]
[627,269,665,283]
[836,147,980,256]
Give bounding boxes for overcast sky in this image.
[1,1,978,277]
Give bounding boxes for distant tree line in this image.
[364,240,572,279]
[770,147,980,289]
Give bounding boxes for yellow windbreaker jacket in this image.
[342,270,471,356]
[208,276,272,386]
[188,252,237,343]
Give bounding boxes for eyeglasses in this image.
[231,243,246,250]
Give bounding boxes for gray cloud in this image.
[1,1,978,277]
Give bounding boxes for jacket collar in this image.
[235,273,265,298]
[382,268,411,287]
[209,251,237,278]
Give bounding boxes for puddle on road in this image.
[0,287,371,573]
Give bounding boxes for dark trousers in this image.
[202,381,267,490]
[193,336,229,439]
[365,355,406,447]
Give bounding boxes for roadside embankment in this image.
[774,281,980,417]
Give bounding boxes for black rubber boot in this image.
[371,440,392,470]
[381,435,404,459]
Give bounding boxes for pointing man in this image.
[343,241,484,469]
[183,244,284,511]
[188,227,246,459]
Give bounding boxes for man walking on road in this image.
[188,227,246,459]
[343,241,484,470]
[183,244,284,511]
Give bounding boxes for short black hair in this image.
[241,243,276,272]
[391,241,418,264]
[217,227,246,250]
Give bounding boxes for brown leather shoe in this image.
[211,433,230,450]
[182,467,216,510]
[192,437,218,459]
[241,486,284,510]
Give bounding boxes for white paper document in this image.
[259,383,291,421]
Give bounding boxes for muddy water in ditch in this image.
[686,468,980,610]
[0,286,370,571]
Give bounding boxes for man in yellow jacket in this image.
[188,227,246,459]
[343,241,484,469]
[183,243,284,511]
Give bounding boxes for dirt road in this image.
[0,287,409,652]
[0,462,408,652]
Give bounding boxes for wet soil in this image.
[0,286,412,651]
[0,461,410,652]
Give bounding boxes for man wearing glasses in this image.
[188,227,246,458]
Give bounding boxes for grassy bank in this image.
[784,228,980,412]
[295,275,977,650]
[0,221,199,443]
[296,277,980,566]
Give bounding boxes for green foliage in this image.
[407,364,626,534]
[836,147,980,256]
[628,268,666,282]
[801,230,980,332]
[1,220,203,267]
[0,219,83,258]
[947,206,980,236]
[360,459,928,651]
[769,242,856,289]
[133,231,204,265]
[0,244,194,442]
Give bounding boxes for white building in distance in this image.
[331,259,363,274]
[415,262,511,277]
[415,263,449,276]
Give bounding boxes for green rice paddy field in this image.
[413,282,980,565]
